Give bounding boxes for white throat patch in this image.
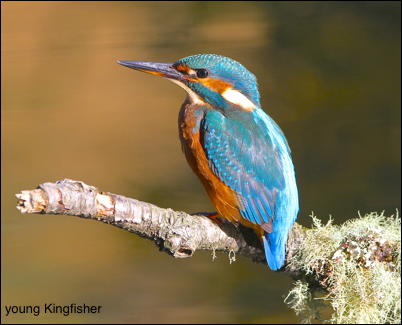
[221,88,255,111]
[169,79,204,105]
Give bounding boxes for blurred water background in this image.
[2,1,400,323]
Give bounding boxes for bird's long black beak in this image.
[117,60,183,81]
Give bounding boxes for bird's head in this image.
[118,54,260,112]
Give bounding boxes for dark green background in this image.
[2,1,400,323]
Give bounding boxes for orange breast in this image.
[178,101,261,234]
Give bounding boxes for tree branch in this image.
[15,179,401,323]
[15,179,304,268]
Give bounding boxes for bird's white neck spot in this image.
[221,88,255,111]
[169,79,204,105]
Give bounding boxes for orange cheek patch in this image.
[199,78,233,93]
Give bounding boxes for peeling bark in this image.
[16,179,304,268]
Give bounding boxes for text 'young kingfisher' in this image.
[118,54,299,270]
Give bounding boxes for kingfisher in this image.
[118,54,299,270]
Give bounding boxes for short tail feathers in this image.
[262,232,286,271]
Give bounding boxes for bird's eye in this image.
[196,69,208,78]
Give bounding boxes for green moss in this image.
[285,211,401,324]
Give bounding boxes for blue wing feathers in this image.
[201,110,283,224]
[263,232,284,271]
[201,109,298,270]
